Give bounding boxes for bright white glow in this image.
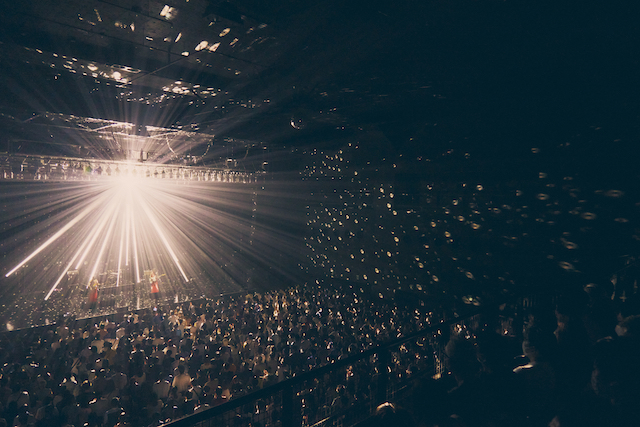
[175,32,182,43]
[117,219,124,287]
[75,202,116,269]
[7,166,260,309]
[45,223,102,300]
[137,192,189,282]
[208,42,220,52]
[125,197,131,265]
[113,71,122,80]
[89,206,118,281]
[219,28,230,37]
[6,195,106,277]
[130,198,141,284]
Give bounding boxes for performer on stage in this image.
[149,270,160,305]
[88,278,99,312]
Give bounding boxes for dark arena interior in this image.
[0,1,639,426]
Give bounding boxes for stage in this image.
[0,275,243,331]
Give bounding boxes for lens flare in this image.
[4,170,257,303]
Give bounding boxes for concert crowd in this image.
[0,280,638,427]
[0,283,431,427]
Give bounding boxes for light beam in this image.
[6,193,108,277]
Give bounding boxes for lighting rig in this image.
[0,154,260,184]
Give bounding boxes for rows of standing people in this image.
[0,283,431,427]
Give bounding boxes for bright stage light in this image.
[1,154,257,186]
[6,169,214,300]
[3,152,264,312]
[5,194,108,278]
[34,175,188,299]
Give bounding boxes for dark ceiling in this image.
[2,0,637,171]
